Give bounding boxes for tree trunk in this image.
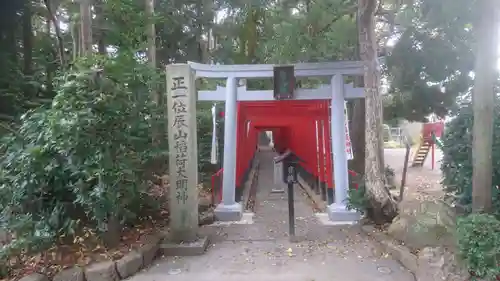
[358,0,397,224]
[471,0,497,213]
[146,0,162,145]
[71,20,80,60]
[45,16,54,94]
[145,0,157,99]
[349,6,366,176]
[146,1,157,65]
[22,0,33,77]
[95,0,106,55]
[349,94,365,174]
[43,0,65,65]
[80,0,93,55]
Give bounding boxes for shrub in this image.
[456,214,500,280]
[346,180,368,213]
[0,54,217,268]
[441,102,500,214]
[346,166,397,213]
[0,54,166,261]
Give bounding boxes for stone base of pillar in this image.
[327,203,360,224]
[214,202,243,221]
[271,182,286,193]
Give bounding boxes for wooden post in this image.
[400,138,411,202]
[166,64,199,243]
[431,143,435,170]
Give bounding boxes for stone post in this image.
[166,64,199,242]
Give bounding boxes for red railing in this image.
[211,168,223,205]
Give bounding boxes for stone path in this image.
[128,150,415,281]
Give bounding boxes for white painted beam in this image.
[188,61,364,78]
[197,83,364,101]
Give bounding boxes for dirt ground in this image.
[384,147,444,204]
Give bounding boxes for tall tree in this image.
[358,0,397,223]
[384,0,475,122]
[80,0,92,55]
[471,0,498,213]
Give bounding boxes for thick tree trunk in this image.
[349,96,365,174]
[349,6,366,176]
[80,0,93,55]
[358,0,397,224]
[71,21,79,60]
[471,0,497,213]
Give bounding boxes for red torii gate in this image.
[213,99,361,206]
[235,100,334,192]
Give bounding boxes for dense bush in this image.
[0,55,166,260]
[0,55,217,272]
[456,214,500,280]
[441,102,500,214]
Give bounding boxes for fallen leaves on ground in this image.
[3,221,164,281]
[3,177,214,281]
[2,176,172,281]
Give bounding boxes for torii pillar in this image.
[327,75,360,224]
[214,77,243,221]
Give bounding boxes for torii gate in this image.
[165,61,365,242]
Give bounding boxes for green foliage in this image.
[0,54,166,261]
[385,0,476,122]
[214,0,357,65]
[441,102,500,212]
[346,180,368,214]
[258,0,357,64]
[385,165,395,178]
[197,106,218,184]
[456,214,500,280]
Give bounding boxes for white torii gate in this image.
[193,61,365,224]
[166,61,365,233]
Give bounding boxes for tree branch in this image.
[43,0,65,66]
[315,4,358,35]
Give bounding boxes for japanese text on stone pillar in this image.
[171,76,189,205]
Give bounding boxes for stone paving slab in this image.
[127,150,415,281]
